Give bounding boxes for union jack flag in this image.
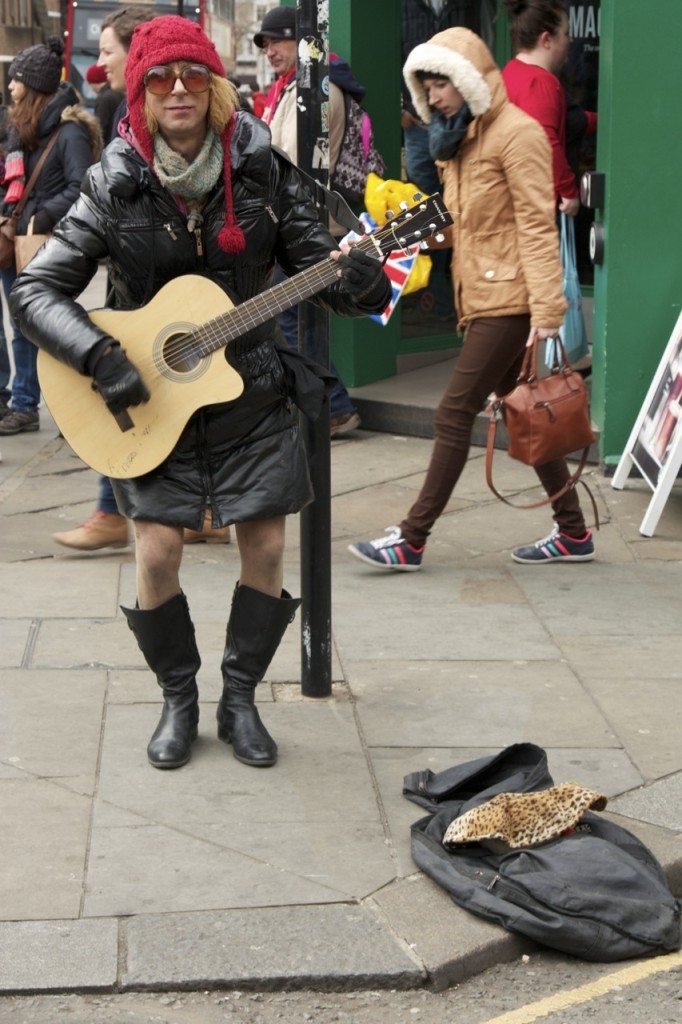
[342,213,420,326]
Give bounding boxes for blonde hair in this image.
[144,72,239,137]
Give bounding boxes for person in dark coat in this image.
[51,6,156,551]
[11,17,390,773]
[85,61,125,144]
[0,37,101,436]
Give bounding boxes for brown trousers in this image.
[400,315,587,547]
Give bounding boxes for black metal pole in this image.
[296,0,332,698]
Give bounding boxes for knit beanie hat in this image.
[9,36,64,95]
[86,62,108,86]
[125,15,245,254]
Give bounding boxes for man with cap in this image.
[11,16,390,773]
[254,5,362,438]
[85,62,124,144]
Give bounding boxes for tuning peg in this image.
[419,241,430,250]
[434,233,445,243]
[399,201,409,211]
[412,192,424,201]
[385,208,395,219]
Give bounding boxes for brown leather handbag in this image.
[485,335,598,522]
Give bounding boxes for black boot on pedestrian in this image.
[217,583,301,767]
[121,592,201,769]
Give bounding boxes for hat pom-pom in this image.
[218,224,246,254]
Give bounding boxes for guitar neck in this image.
[192,253,347,356]
[184,194,452,357]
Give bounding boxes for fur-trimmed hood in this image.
[403,27,505,125]
[61,104,103,162]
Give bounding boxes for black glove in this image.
[336,246,390,306]
[92,345,150,414]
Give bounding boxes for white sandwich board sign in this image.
[611,309,682,536]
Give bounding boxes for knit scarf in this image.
[428,104,474,161]
[153,128,223,203]
[262,68,295,126]
[2,126,26,206]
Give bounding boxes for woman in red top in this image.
[501,0,582,216]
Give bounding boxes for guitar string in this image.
[134,216,427,370]
[152,233,378,368]
[133,258,340,373]
[123,211,437,374]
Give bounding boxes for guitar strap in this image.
[271,144,362,235]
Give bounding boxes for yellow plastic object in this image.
[364,172,426,225]
[364,173,432,295]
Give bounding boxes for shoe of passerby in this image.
[348,526,424,572]
[330,411,361,438]
[184,510,231,544]
[511,526,594,565]
[0,396,10,420]
[53,510,130,550]
[0,409,39,434]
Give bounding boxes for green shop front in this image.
[323,0,682,468]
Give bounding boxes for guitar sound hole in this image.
[163,333,200,373]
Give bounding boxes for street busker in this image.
[348,27,594,572]
[11,16,391,771]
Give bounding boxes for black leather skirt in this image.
[111,339,314,530]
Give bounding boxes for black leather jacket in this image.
[11,112,390,527]
[11,111,385,374]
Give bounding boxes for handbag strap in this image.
[10,128,62,221]
[484,409,600,528]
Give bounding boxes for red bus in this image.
[63,0,205,102]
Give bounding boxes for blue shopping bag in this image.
[546,213,590,368]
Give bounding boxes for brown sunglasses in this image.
[143,64,212,96]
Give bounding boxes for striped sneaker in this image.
[348,526,424,572]
[512,526,594,565]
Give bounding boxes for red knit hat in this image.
[125,15,245,254]
[86,62,108,85]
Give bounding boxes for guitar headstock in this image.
[359,195,453,259]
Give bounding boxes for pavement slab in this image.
[371,874,532,991]
[511,563,682,637]
[0,919,118,994]
[0,778,91,920]
[574,674,682,780]
[609,772,682,832]
[0,561,121,618]
[122,905,424,990]
[1,668,106,782]
[0,619,32,667]
[96,702,383,829]
[348,659,618,748]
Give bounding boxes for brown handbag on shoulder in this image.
[14,216,51,273]
[485,334,599,523]
[0,128,61,271]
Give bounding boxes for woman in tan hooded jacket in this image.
[349,27,594,570]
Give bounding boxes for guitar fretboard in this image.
[190,251,364,358]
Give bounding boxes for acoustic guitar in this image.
[37,195,452,479]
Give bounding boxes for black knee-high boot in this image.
[217,583,300,767]
[121,592,200,769]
